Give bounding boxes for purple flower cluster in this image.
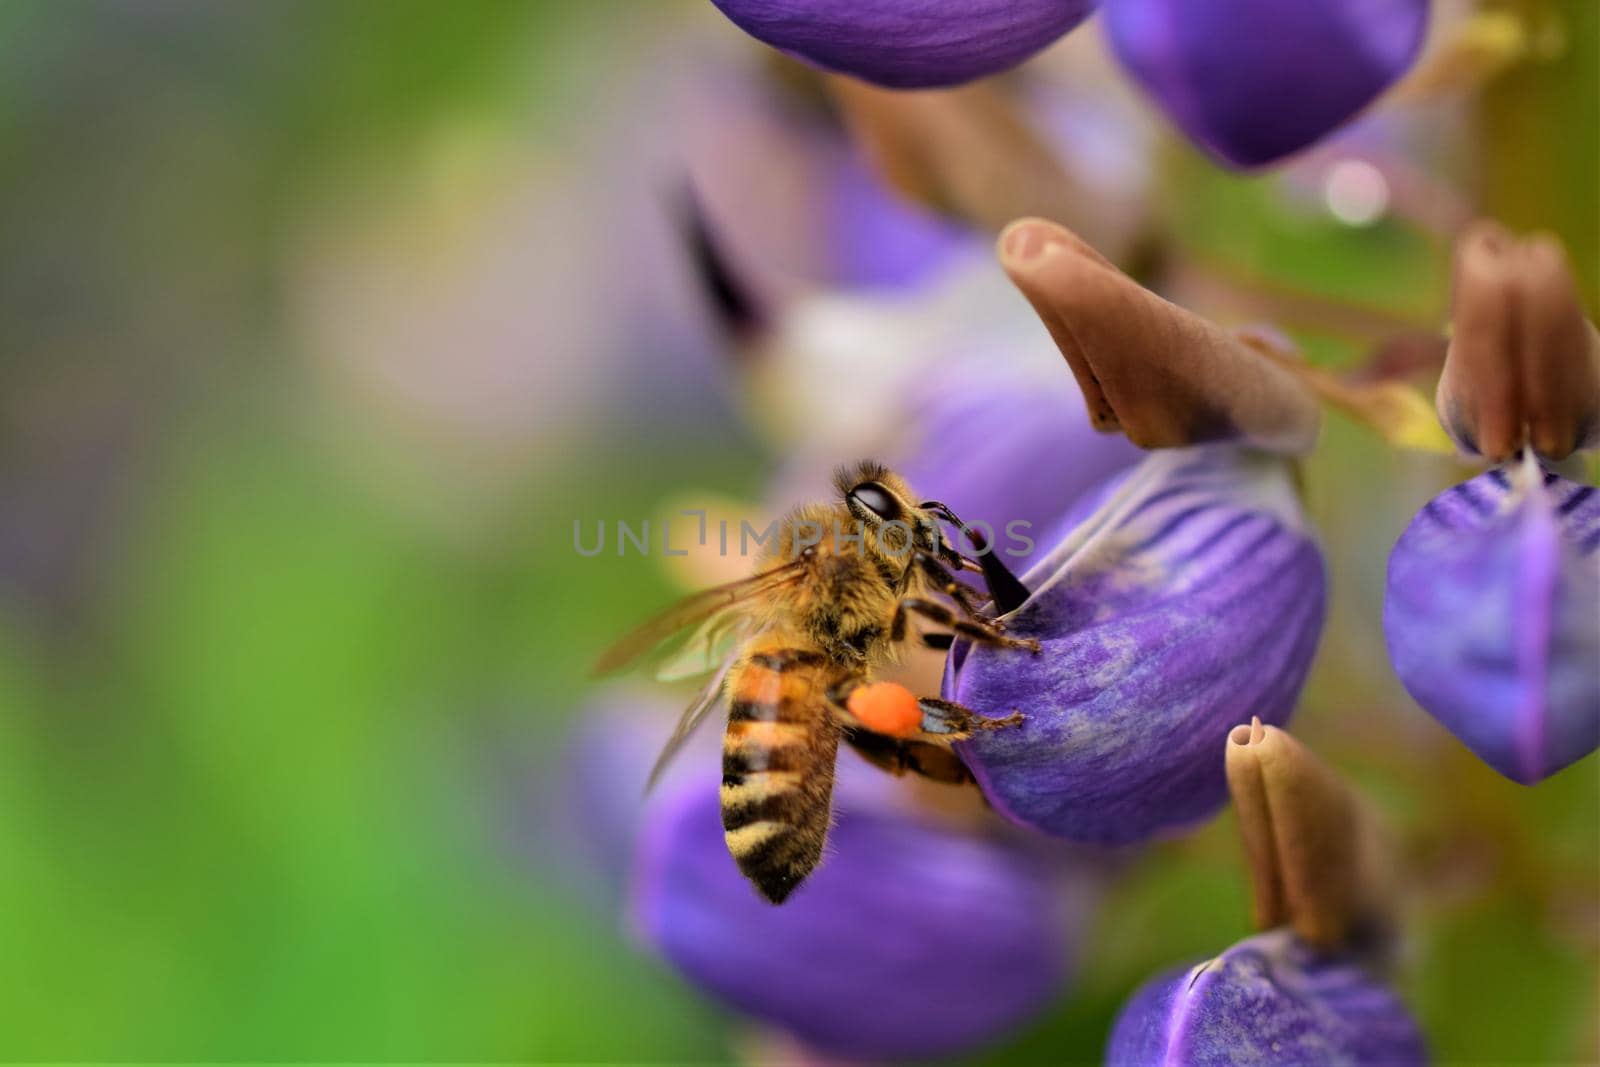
[556,15,1600,1061]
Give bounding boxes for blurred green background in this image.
[0,1,1594,1062]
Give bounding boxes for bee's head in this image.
[835,460,907,523]
[833,460,940,559]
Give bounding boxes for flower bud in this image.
[997,218,1322,455]
[1226,719,1396,950]
[1436,222,1600,462]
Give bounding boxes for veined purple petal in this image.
[631,759,1085,1060]
[1107,930,1428,1066]
[710,0,1098,89]
[946,446,1327,843]
[1384,457,1600,784]
[1103,0,1429,168]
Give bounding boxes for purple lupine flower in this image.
[549,693,687,897]
[1107,930,1428,1066]
[945,445,1327,843]
[708,0,1428,168]
[708,0,1098,90]
[631,753,1094,1061]
[1104,0,1430,168]
[1385,455,1600,784]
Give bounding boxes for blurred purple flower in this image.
[1105,0,1430,168]
[550,694,681,897]
[631,755,1094,1061]
[709,0,1098,89]
[683,62,978,297]
[1385,456,1600,784]
[823,150,975,289]
[551,696,1098,1058]
[1107,930,1428,1066]
[945,445,1327,843]
[708,0,1427,168]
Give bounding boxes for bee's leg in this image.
[917,501,976,569]
[831,690,978,785]
[891,597,1041,653]
[845,728,976,785]
[826,678,1024,749]
[916,695,1025,736]
[911,550,989,619]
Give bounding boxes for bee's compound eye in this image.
[848,482,900,521]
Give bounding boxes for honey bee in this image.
[594,461,1037,904]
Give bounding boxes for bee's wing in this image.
[645,648,741,793]
[590,560,804,677]
[656,610,746,682]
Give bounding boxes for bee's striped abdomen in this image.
[721,647,841,904]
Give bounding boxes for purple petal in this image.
[1104,0,1429,168]
[1384,459,1600,784]
[946,446,1327,843]
[1108,930,1428,1066]
[631,762,1086,1060]
[710,0,1098,89]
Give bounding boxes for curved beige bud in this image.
[1225,718,1395,950]
[996,217,1321,455]
[1517,235,1600,459]
[1437,221,1600,461]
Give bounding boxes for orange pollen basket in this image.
[847,682,922,738]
